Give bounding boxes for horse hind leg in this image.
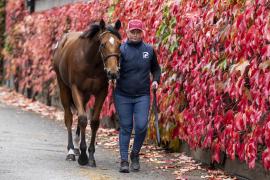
[65,108,76,161]
[70,100,80,156]
[57,76,76,161]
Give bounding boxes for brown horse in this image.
[53,19,121,166]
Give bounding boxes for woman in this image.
[114,19,161,173]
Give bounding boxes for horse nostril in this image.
[106,71,111,79]
[107,70,120,80]
[111,74,116,80]
[108,73,119,80]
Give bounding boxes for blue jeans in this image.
[114,93,150,161]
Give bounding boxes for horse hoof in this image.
[74,148,80,156]
[78,154,88,166]
[66,154,76,161]
[89,159,96,167]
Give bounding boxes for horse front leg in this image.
[88,89,107,167]
[71,85,88,165]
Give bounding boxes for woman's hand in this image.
[151,81,158,90]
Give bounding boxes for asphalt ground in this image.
[0,103,175,180]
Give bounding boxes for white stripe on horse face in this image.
[68,149,75,155]
[109,37,115,45]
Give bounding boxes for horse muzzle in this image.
[107,70,120,80]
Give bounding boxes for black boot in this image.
[130,152,140,171]
[119,160,129,173]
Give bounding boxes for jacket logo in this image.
[143,52,149,59]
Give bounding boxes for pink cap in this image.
[127,19,143,31]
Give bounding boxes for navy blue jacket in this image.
[115,40,161,97]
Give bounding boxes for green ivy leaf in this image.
[107,6,115,20]
[217,58,227,71]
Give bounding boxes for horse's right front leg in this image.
[71,85,88,165]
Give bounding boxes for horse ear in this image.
[100,19,106,30]
[114,20,121,31]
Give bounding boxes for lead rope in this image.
[108,79,117,114]
[152,89,161,146]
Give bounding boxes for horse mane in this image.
[80,23,100,39]
[80,23,121,39]
[107,25,121,39]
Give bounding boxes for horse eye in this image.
[100,44,105,48]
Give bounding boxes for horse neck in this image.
[84,37,101,64]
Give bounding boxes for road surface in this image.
[0,103,175,180]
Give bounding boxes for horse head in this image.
[98,19,121,80]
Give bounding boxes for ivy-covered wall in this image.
[3,0,270,171]
[0,0,5,83]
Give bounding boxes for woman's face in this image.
[127,29,143,43]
